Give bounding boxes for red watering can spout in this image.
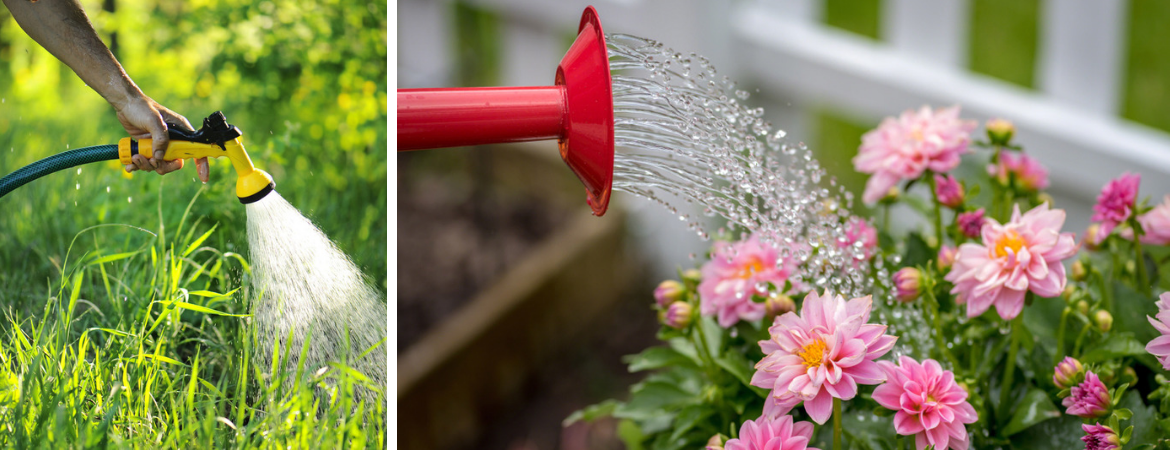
[397,6,614,216]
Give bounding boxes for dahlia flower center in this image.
[910,127,924,142]
[993,229,1026,258]
[736,257,766,279]
[797,338,828,368]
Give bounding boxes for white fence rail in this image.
[398,0,1170,276]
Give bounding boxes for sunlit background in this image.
[397,0,1170,448]
[0,0,388,298]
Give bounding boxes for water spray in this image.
[397,5,615,216]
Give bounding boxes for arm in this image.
[2,0,208,181]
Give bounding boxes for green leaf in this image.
[1111,281,1159,345]
[135,354,187,367]
[614,382,697,421]
[563,399,620,426]
[668,338,702,366]
[903,232,931,268]
[1001,388,1061,436]
[616,419,645,450]
[155,300,249,317]
[187,287,239,298]
[182,224,218,257]
[1119,390,1161,447]
[624,347,696,373]
[667,405,710,443]
[1009,414,1083,448]
[87,251,142,266]
[715,351,764,396]
[1079,332,1147,364]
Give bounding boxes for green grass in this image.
[0,188,384,448]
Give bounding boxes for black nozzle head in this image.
[168,111,243,149]
[238,183,275,204]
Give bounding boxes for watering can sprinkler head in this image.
[398,6,614,216]
[118,111,275,203]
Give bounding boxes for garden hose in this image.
[0,111,274,204]
[0,144,119,199]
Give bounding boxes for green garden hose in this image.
[0,144,119,200]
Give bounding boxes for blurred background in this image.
[0,0,388,306]
[397,0,1170,448]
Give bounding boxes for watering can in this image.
[397,6,615,216]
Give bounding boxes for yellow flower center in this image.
[797,339,827,368]
[736,257,766,279]
[910,128,925,142]
[993,230,1026,258]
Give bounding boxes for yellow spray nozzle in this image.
[117,112,275,203]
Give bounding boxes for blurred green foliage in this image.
[968,0,1040,89]
[0,0,387,297]
[1123,0,1170,134]
[823,0,882,40]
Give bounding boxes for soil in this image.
[466,277,661,450]
[396,148,575,352]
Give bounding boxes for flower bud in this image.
[1062,286,1076,302]
[1037,192,1055,207]
[882,187,900,203]
[986,118,1015,146]
[654,280,684,308]
[893,267,923,303]
[1053,356,1084,390]
[706,434,725,450]
[1121,366,1137,386]
[1077,300,1090,316]
[1081,423,1121,450]
[937,245,957,271]
[661,302,693,329]
[1084,224,1104,251]
[764,293,795,319]
[682,269,702,284]
[957,209,986,239]
[1094,310,1113,333]
[933,174,965,209]
[1071,260,1087,282]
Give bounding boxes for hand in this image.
[116,97,210,183]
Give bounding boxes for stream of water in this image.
[245,192,386,403]
[606,34,930,356]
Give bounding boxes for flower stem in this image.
[1132,216,1150,295]
[1054,307,1070,365]
[925,287,959,368]
[998,315,1023,418]
[926,172,944,249]
[833,397,842,450]
[1073,322,1092,356]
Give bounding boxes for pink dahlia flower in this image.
[956,209,986,239]
[1092,172,1141,237]
[699,236,798,328]
[1121,195,1170,245]
[854,105,977,204]
[933,174,964,209]
[723,414,820,450]
[838,217,878,262]
[1062,371,1110,419]
[1081,423,1121,450]
[1145,292,1170,370]
[873,356,977,450]
[988,152,1049,191]
[751,290,897,424]
[945,203,1078,320]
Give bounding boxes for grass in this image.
[0,187,385,448]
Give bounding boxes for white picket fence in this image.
[398,0,1170,277]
